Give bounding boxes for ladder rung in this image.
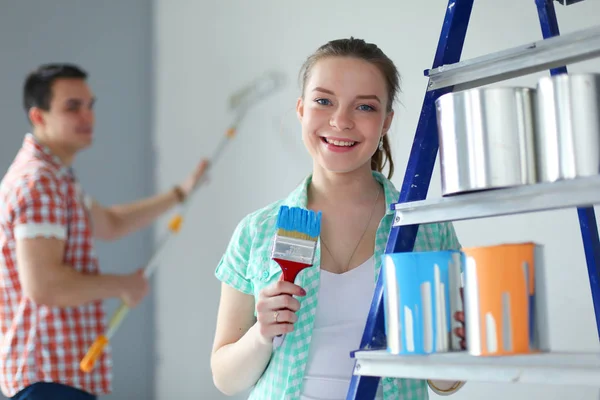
[555,0,586,5]
[425,24,600,91]
[352,350,600,387]
[392,175,600,227]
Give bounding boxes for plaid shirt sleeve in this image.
[12,171,68,240]
[440,222,461,250]
[73,180,94,211]
[215,215,254,295]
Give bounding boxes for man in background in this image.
[0,63,208,399]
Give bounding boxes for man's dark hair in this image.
[23,63,88,115]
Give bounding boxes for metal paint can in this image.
[382,251,464,355]
[435,87,538,196]
[534,73,600,183]
[462,242,550,356]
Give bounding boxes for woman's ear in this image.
[296,97,304,122]
[382,110,394,136]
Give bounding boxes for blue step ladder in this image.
[347,0,600,398]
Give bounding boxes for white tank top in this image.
[300,256,383,400]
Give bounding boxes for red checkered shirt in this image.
[0,133,112,397]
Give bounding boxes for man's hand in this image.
[119,269,150,308]
[179,159,210,198]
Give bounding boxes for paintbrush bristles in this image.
[276,229,314,241]
[276,206,322,242]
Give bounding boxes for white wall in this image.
[152,1,600,399]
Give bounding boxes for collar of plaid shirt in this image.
[216,170,461,399]
[21,134,88,208]
[22,133,73,179]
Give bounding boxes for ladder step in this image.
[392,175,600,227]
[555,0,586,5]
[425,24,600,91]
[351,350,600,387]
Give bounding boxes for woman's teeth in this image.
[324,138,356,147]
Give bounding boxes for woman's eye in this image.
[315,98,331,106]
[358,104,375,112]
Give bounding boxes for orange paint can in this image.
[462,242,549,356]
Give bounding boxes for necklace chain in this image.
[319,186,382,273]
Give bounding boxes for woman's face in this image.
[297,56,393,175]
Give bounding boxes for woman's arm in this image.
[210,279,304,395]
[210,284,273,396]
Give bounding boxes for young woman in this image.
[211,37,466,400]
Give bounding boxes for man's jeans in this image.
[11,382,97,400]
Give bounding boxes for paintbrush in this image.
[270,206,321,345]
[271,206,322,283]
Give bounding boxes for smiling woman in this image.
[210,37,465,400]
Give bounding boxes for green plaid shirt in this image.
[215,171,461,400]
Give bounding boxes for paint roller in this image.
[79,70,286,373]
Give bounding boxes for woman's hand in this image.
[454,311,466,350]
[254,278,306,345]
[454,288,467,350]
[428,287,468,395]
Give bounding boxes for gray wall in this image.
[0,2,155,399]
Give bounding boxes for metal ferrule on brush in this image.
[271,234,318,265]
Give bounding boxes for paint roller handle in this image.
[80,210,183,372]
[177,158,210,201]
[191,125,236,185]
[168,214,183,234]
[81,74,269,373]
[81,118,230,374]
[80,265,152,372]
[81,209,182,371]
[80,302,131,372]
[80,335,109,373]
